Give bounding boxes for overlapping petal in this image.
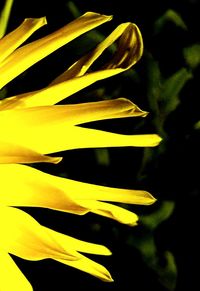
[0,206,112,282]
[0,102,160,155]
[0,164,155,225]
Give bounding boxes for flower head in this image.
[0,11,161,290]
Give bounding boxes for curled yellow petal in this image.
[1,20,143,107]
[50,21,143,84]
[0,12,112,89]
[0,252,33,291]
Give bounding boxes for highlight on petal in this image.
[0,206,113,282]
[0,140,62,164]
[0,12,112,89]
[0,251,33,291]
[0,164,156,225]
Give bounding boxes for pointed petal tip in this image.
[150,134,163,146]
[142,111,149,117]
[50,156,63,164]
[128,220,138,227]
[146,194,157,205]
[101,247,112,256]
[101,271,114,282]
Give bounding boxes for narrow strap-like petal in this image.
[0,17,47,64]
[0,206,82,261]
[0,164,156,219]
[0,206,113,282]
[45,228,111,255]
[78,200,139,226]
[0,251,33,291]
[55,255,113,282]
[0,98,146,126]
[0,0,14,38]
[0,12,112,89]
[0,109,162,153]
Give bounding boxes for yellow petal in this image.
[48,172,156,205]
[0,21,143,107]
[0,164,87,215]
[0,17,47,64]
[0,206,113,282]
[0,0,14,38]
[0,98,146,126]
[0,12,112,89]
[0,206,81,261]
[0,140,62,164]
[45,228,111,256]
[79,200,139,226]
[0,251,33,291]
[0,108,162,153]
[51,22,143,84]
[0,164,155,220]
[56,255,113,282]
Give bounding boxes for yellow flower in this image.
[0,11,161,290]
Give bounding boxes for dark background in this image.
[2,0,199,290]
